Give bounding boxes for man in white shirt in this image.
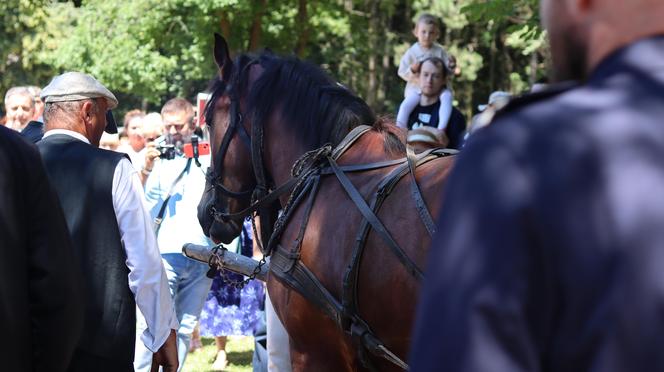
[135,97,213,372]
[37,71,179,372]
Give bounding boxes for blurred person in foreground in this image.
[37,71,179,372]
[411,0,664,371]
[0,124,84,371]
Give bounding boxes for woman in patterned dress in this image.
[198,218,265,370]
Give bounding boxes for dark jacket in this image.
[21,120,44,143]
[38,134,136,364]
[0,126,84,371]
[411,35,664,371]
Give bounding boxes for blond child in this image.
[398,14,449,96]
[397,14,453,130]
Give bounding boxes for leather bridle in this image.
[206,85,253,204]
[205,60,291,252]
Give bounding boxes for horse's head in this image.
[198,33,401,245]
[197,34,261,244]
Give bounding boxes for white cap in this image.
[41,72,118,109]
[478,91,512,112]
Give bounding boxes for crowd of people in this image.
[1,73,267,372]
[4,0,664,371]
[395,13,513,150]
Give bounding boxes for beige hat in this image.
[41,72,118,109]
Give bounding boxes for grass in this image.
[183,336,255,372]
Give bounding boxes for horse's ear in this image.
[213,32,233,80]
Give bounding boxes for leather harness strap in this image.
[327,155,424,280]
[268,128,456,370]
[406,145,437,236]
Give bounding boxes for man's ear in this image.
[80,100,95,124]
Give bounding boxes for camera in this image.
[157,144,177,160]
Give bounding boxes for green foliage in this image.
[39,0,234,105]
[0,0,51,108]
[1,0,549,120]
[463,0,541,36]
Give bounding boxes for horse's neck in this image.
[265,136,308,205]
[266,128,397,205]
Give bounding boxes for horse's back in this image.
[290,140,455,370]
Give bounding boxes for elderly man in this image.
[37,72,179,372]
[411,1,664,371]
[4,86,35,131]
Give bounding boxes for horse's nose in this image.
[209,205,229,223]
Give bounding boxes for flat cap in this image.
[41,72,118,109]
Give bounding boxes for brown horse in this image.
[197,34,456,371]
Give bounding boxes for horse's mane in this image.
[206,51,404,154]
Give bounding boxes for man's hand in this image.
[140,141,162,185]
[151,329,178,372]
[144,141,161,172]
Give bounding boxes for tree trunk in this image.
[529,52,538,86]
[365,0,381,107]
[219,11,231,41]
[295,0,309,57]
[248,0,267,51]
[489,31,497,92]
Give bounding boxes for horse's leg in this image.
[267,276,358,372]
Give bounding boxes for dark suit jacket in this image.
[0,125,84,371]
[21,120,45,143]
[411,35,664,371]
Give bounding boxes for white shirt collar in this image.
[43,129,91,145]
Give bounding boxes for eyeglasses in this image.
[163,122,187,131]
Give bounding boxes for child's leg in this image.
[212,336,228,370]
[396,92,421,128]
[438,89,453,131]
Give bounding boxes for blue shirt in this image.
[144,154,212,254]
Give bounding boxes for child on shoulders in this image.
[397,13,454,131]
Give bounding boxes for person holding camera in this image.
[135,97,213,372]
